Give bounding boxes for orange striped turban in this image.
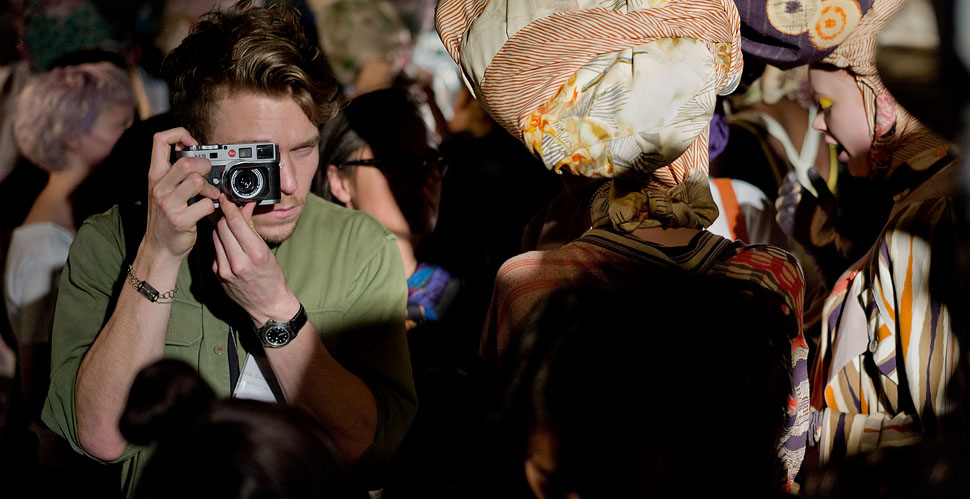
[436,0,743,231]
[821,0,950,177]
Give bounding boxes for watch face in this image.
[263,325,292,347]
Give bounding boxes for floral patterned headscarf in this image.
[819,0,950,178]
[736,0,950,178]
[735,0,874,70]
[436,0,743,231]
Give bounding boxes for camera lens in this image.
[230,168,264,199]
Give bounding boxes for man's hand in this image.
[211,195,299,325]
[143,128,220,263]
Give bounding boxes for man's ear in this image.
[326,165,353,205]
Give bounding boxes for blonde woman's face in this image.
[809,67,872,177]
[79,104,134,167]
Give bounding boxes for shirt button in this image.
[213,344,226,355]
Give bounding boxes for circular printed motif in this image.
[809,0,862,49]
[766,0,821,36]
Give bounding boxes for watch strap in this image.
[287,303,308,333]
[257,303,307,348]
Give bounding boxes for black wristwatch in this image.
[256,304,307,348]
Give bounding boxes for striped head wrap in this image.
[436,0,743,231]
[819,0,950,178]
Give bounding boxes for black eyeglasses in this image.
[338,154,449,178]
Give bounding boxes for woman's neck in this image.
[22,160,89,231]
[395,234,419,277]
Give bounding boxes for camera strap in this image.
[228,326,240,394]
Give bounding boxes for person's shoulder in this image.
[300,194,393,241]
[288,196,396,268]
[496,247,569,275]
[70,203,147,262]
[884,195,954,241]
[721,242,805,293]
[10,222,73,248]
[75,204,125,238]
[494,245,595,291]
[729,242,799,265]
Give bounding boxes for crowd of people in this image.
[0,0,968,497]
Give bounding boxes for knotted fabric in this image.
[436,0,742,230]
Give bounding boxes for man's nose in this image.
[279,156,298,195]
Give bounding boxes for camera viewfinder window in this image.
[239,147,252,158]
[257,144,274,159]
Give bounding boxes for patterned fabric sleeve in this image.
[816,197,957,460]
[714,244,809,489]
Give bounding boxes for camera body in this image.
[173,143,282,208]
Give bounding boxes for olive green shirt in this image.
[42,194,416,493]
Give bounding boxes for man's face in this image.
[209,91,320,243]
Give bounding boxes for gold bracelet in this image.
[126,265,177,303]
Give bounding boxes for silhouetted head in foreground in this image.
[121,359,362,499]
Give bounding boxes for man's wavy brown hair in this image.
[162,1,338,142]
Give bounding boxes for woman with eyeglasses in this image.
[316,88,457,331]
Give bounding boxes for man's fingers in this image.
[153,157,212,202]
[149,128,198,182]
[177,196,217,229]
[212,229,231,276]
[164,173,210,208]
[215,215,247,264]
[241,201,256,220]
[220,197,264,254]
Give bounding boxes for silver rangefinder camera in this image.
[174,143,282,208]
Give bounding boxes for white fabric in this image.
[759,107,822,196]
[4,222,74,345]
[707,177,788,247]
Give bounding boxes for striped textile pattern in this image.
[481,228,809,487]
[813,163,959,462]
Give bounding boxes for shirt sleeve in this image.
[335,230,417,476]
[41,207,134,462]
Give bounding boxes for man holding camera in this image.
[42,2,416,493]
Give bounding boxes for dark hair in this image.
[161,1,338,142]
[121,359,361,499]
[315,110,366,202]
[495,277,793,497]
[315,87,435,202]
